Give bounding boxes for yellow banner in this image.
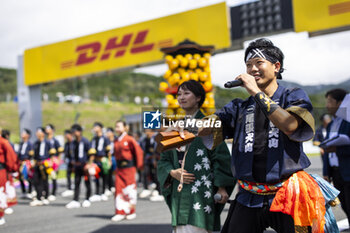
[24,3,230,86]
[293,0,350,32]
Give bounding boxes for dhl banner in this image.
[24,2,230,86]
[293,0,350,33]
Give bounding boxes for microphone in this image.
[224,79,243,88]
[214,193,222,202]
[214,193,233,203]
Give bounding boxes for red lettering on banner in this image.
[130,30,155,54]
[100,33,133,60]
[75,42,101,66]
[67,29,159,68]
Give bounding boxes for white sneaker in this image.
[111,187,115,193]
[111,214,125,222]
[139,189,152,198]
[65,200,81,209]
[4,208,14,215]
[0,217,5,225]
[148,183,157,189]
[89,195,101,202]
[126,213,136,220]
[151,190,159,197]
[48,195,56,201]
[42,199,50,205]
[150,195,164,202]
[61,190,74,197]
[30,199,43,206]
[82,200,91,208]
[104,189,113,196]
[26,193,33,199]
[101,194,108,201]
[31,191,37,197]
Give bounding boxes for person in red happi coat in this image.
[111,121,143,222]
[0,128,18,225]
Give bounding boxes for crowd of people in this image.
[0,38,349,233]
[0,120,164,225]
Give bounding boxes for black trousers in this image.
[19,176,32,194]
[331,167,350,226]
[142,160,159,190]
[73,165,91,201]
[66,162,73,190]
[95,161,107,195]
[222,200,301,233]
[107,166,114,190]
[51,178,57,196]
[33,164,49,200]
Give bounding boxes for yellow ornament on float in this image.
[204,53,211,59]
[163,70,172,79]
[189,59,197,69]
[177,68,185,75]
[206,108,216,115]
[166,94,174,102]
[202,99,210,108]
[206,92,214,99]
[175,54,183,61]
[181,72,190,82]
[199,72,208,82]
[185,54,193,60]
[165,55,173,63]
[195,68,202,75]
[169,99,179,108]
[193,53,201,60]
[180,58,189,68]
[169,59,179,70]
[203,81,213,92]
[190,73,199,81]
[159,82,168,92]
[198,58,207,68]
[169,73,180,86]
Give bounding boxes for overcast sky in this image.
[1,0,350,86]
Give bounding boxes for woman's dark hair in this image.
[244,38,284,79]
[325,88,348,102]
[177,80,206,108]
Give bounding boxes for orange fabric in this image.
[270,171,326,233]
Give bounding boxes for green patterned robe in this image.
[157,111,236,231]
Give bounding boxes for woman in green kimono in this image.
[157,80,236,233]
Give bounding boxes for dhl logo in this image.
[61,29,173,69]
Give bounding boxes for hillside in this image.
[0,66,347,131]
[1,67,345,107]
[0,101,140,143]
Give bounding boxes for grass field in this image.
[0,101,141,143]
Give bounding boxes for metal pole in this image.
[17,55,42,143]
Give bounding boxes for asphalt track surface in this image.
[1,156,349,233]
